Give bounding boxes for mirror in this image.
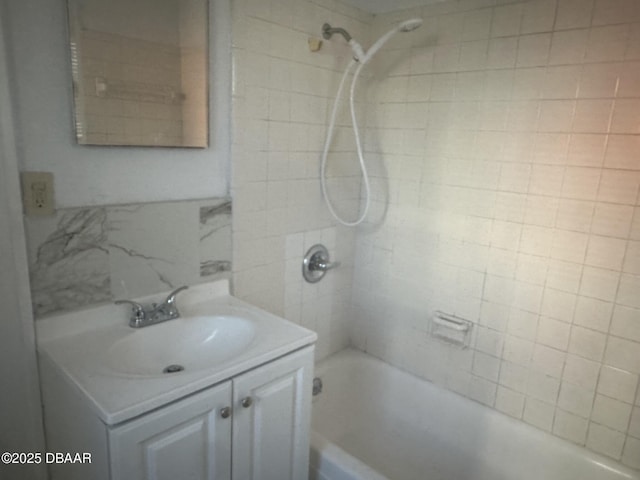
[66,0,208,148]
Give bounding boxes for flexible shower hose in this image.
[320,59,371,227]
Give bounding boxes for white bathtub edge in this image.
[310,431,388,480]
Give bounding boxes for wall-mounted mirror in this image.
[67,0,208,148]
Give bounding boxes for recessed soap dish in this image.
[429,311,473,348]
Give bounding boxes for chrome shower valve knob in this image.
[302,244,341,283]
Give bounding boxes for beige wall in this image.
[352,0,640,468]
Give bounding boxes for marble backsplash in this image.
[23,197,231,318]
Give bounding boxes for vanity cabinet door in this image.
[232,346,314,480]
[109,382,232,480]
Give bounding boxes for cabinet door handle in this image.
[220,407,232,419]
[241,397,253,408]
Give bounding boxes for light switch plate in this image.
[21,171,55,216]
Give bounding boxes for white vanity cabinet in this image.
[109,347,313,480]
[38,281,317,480]
[41,346,314,480]
[109,382,232,480]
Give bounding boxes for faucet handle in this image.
[115,299,146,327]
[160,286,189,318]
[164,285,189,306]
[115,299,144,314]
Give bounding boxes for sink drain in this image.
[163,364,185,374]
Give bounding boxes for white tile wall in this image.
[229,0,640,469]
[349,0,640,468]
[231,0,370,359]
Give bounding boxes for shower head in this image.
[398,18,423,32]
[358,17,424,64]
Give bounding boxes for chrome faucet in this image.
[115,286,189,328]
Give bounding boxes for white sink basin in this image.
[37,279,317,424]
[105,315,256,377]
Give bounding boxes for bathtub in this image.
[310,348,639,480]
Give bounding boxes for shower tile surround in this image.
[24,198,231,317]
[230,0,370,359]
[347,0,640,469]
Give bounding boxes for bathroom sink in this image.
[37,279,317,424]
[104,315,257,377]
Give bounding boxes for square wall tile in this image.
[591,394,633,432]
[527,370,561,403]
[549,29,589,65]
[567,134,606,167]
[598,170,640,205]
[605,136,640,170]
[618,274,640,309]
[551,229,588,263]
[555,0,595,30]
[541,287,576,322]
[503,335,535,365]
[532,343,566,378]
[554,409,589,444]
[529,165,564,196]
[572,100,613,133]
[542,66,581,100]
[525,196,558,227]
[585,25,630,63]
[573,296,613,332]
[558,382,595,417]
[579,266,620,302]
[524,397,555,431]
[487,37,518,68]
[546,260,583,293]
[469,376,498,406]
[473,352,501,382]
[598,365,639,403]
[521,0,557,35]
[491,4,524,38]
[591,203,634,238]
[578,64,620,99]
[496,386,526,418]
[586,423,625,459]
[517,34,552,67]
[568,325,606,361]
[563,354,600,390]
[593,0,640,26]
[610,305,640,343]
[562,167,600,201]
[475,326,505,357]
[463,8,493,41]
[585,235,626,270]
[537,316,572,350]
[604,336,640,373]
[500,360,530,392]
[610,99,640,134]
[556,199,594,232]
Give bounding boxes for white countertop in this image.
[37,280,317,425]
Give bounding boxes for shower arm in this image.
[322,23,352,42]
